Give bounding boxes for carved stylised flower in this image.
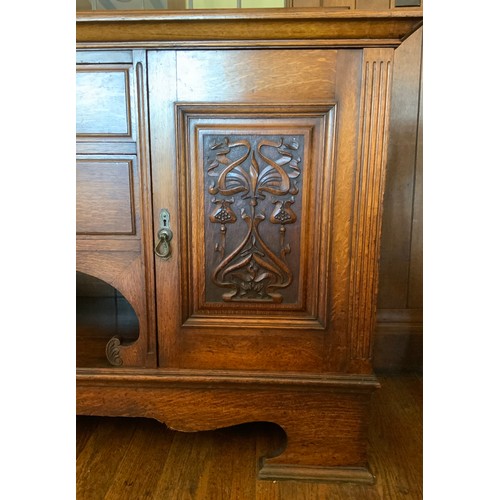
[231,260,273,299]
[209,198,237,224]
[270,197,297,225]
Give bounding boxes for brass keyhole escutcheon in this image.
[154,208,173,260]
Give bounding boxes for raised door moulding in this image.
[176,103,336,330]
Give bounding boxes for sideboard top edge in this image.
[76,8,423,23]
[76,8,423,46]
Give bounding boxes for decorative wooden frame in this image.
[176,103,336,330]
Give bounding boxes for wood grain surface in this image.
[76,9,423,48]
[76,51,156,368]
[76,373,422,499]
[77,368,379,481]
[75,10,423,485]
[76,67,130,136]
[375,26,423,371]
[76,158,136,235]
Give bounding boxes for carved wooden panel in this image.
[176,104,336,329]
[76,157,137,235]
[204,134,304,304]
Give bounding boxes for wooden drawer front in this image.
[76,66,132,137]
[76,157,137,235]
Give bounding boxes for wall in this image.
[374,26,422,371]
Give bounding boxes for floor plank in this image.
[103,419,175,500]
[76,415,100,459]
[76,418,138,499]
[369,374,423,499]
[76,374,422,499]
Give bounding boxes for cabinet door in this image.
[149,49,388,374]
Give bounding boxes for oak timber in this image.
[76,373,422,499]
[76,9,423,482]
[76,9,423,48]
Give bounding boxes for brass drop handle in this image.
[154,208,173,260]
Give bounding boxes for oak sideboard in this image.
[76,8,423,483]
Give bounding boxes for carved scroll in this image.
[106,336,124,367]
[204,135,303,303]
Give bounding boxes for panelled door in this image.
[149,49,365,374]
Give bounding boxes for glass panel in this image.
[241,0,285,7]
[76,0,94,10]
[79,0,288,9]
[144,0,169,8]
[95,0,145,9]
[76,272,139,368]
[192,0,238,8]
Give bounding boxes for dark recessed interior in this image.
[76,271,139,367]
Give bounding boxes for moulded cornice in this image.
[76,8,423,49]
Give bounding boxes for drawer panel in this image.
[76,67,131,136]
[76,50,133,65]
[76,157,137,235]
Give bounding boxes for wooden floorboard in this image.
[76,374,422,499]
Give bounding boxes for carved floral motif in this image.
[206,136,302,302]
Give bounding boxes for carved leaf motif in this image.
[249,152,260,196]
[258,165,286,189]
[284,138,299,150]
[289,158,301,178]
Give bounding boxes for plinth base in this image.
[77,369,379,483]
